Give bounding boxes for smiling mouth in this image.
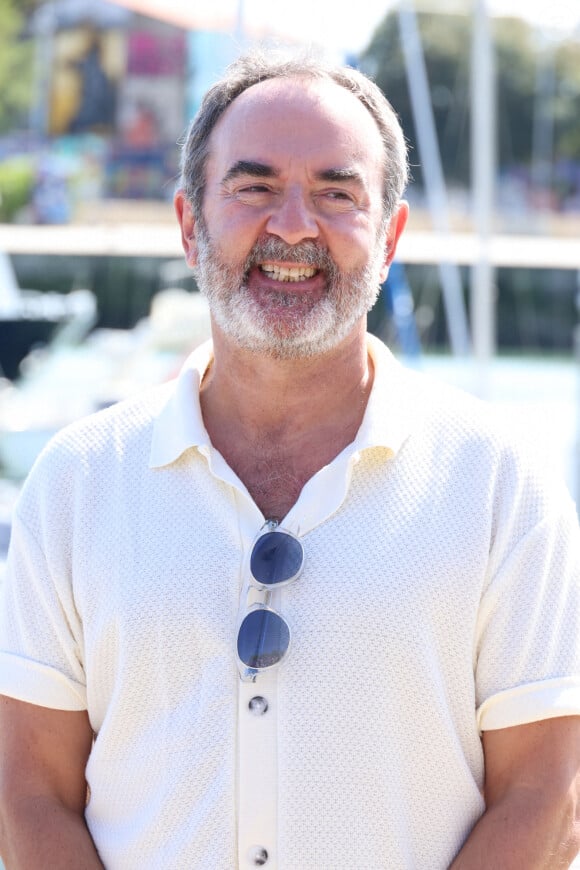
[259,264,318,283]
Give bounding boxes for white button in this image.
[248,696,268,715]
[248,845,269,865]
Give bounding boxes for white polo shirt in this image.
[1,335,579,869]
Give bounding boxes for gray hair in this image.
[179,50,408,222]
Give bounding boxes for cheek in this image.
[327,223,382,271]
[205,203,267,248]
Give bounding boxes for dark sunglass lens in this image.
[237,609,290,669]
[250,531,304,586]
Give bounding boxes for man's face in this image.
[177,77,407,359]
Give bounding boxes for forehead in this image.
[206,76,384,179]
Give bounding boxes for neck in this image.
[200,320,372,438]
[198,321,374,521]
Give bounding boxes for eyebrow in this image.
[222,160,279,184]
[315,168,365,186]
[222,161,365,187]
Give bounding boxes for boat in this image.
[0,287,211,480]
[0,251,98,381]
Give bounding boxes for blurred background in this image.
[0,0,579,553]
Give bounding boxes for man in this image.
[0,51,579,870]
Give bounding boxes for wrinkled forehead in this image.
[206,75,385,177]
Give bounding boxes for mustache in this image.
[244,237,336,273]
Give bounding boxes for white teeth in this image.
[261,264,317,282]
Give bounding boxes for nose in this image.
[265,188,319,245]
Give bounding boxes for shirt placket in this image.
[238,667,279,868]
[233,458,363,869]
[235,501,281,869]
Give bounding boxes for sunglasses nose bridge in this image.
[245,585,273,614]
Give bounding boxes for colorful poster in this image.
[48,27,125,136]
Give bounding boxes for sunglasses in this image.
[237,525,304,681]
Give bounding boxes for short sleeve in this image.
[475,459,580,731]
[0,498,87,711]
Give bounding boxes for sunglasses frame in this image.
[236,524,304,682]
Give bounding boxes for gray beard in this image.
[193,225,387,360]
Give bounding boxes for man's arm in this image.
[0,695,103,869]
[450,716,580,869]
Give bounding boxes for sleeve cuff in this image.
[0,651,87,711]
[477,676,580,732]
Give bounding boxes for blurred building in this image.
[24,0,245,217]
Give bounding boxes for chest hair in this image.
[222,428,355,522]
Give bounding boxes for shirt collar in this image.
[353,333,423,456]
[149,334,422,469]
[149,340,213,468]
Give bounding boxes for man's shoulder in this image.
[397,361,576,519]
[55,380,173,451]
[24,380,175,489]
[12,381,178,535]
[409,366,533,467]
[373,345,555,484]
[372,342,508,445]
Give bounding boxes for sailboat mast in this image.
[470,0,496,395]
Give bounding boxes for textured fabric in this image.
[1,335,579,870]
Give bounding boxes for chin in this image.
[229,319,356,360]
[208,284,369,359]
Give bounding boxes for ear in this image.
[174,189,198,267]
[378,200,409,283]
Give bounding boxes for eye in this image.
[316,189,357,213]
[325,190,352,200]
[240,183,272,193]
[233,183,277,205]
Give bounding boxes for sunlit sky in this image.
[112,1,580,56]
[237,0,580,55]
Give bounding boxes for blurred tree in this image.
[0,0,33,132]
[18,0,45,12]
[554,39,580,162]
[494,17,537,169]
[360,11,471,188]
[360,10,580,190]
